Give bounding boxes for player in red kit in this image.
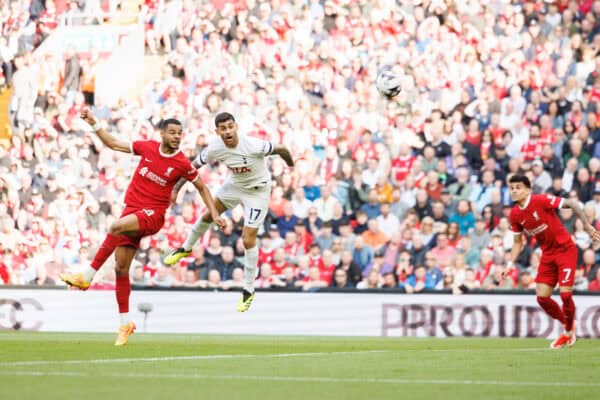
[508,175,600,349]
[60,108,225,346]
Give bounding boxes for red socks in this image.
[537,296,566,325]
[91,234,119,270]
[559,292,576,332]
[116,275,131,313]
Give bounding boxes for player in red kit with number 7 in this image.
[508,175,600,349]
[60,108,226,346]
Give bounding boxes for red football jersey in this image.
[391,155,415,182]
[509,194,573,252]
[124,140,199,210]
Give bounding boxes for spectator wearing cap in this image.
[531,159,553,193]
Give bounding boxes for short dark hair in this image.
[508,174,531,188]
[215,112,235,127]
[160,118,182,129]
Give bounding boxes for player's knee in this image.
[114,263,129,277]
[242,235,256,249]
[108,222,122,235]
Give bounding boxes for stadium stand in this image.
[1,0,600,292]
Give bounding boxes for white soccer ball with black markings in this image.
[375,65,403,98]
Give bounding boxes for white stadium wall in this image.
[1,289,599,338]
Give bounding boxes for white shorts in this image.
[216,182,270,228]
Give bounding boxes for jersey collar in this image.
[159,145,180,158]
[518,194,531,210]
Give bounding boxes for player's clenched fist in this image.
[213,216,227,230]
[81,108,96,126]
[585,224,600,242]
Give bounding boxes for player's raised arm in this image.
[271,145,294,167]
[81,108,132,153]
[562,198,600,242]
[191,177,226,230]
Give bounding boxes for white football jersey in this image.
[196,134,274,189]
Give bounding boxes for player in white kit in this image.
[164,112,294,311]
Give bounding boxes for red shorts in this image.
[536,244,578,287]
[116,206,166,248]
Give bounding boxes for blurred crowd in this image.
[2,0,600,293]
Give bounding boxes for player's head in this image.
[508,174,531,203]
[159,118,183,152]
[214,112,238,148]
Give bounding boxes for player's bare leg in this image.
[114,245,137,346]
[60,214,141,289]
[237,226,259,312]
[164,199,228,265]
[559,286,576,347]
[536,283,569,349]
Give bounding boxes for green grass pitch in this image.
[1,332,598,400]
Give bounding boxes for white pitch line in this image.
[0,370,598,388]
[0,350,387,367]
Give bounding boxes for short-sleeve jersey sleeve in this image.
[195,147,213,166]
[246,136,273,156]
[131,140,148,156]
[182,159,200,182]
[509,208,523,234]
[538,194,564,210]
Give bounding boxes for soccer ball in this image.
[375,65,402,98]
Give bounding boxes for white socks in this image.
[183,220,211,251]
[82,265,97,282]
[119,313,130,325]
[243,246,259,293]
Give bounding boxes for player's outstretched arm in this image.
[80,108,131,153]
[562,198,600,242]
[271,145,294,167]
[191,178,226,229]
